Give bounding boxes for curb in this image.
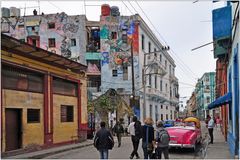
[5,142,93,159]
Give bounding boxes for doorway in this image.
[5,108,22,151]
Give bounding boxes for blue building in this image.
[208,2,239,158]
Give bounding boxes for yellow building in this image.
[1,34,88,152]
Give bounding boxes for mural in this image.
[100,15,139,70]
[1,13,86,64]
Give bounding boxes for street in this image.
[44,136,203,159]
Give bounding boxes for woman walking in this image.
[141,117,155,159]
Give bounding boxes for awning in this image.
[208,92,232,109]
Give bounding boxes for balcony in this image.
[169,74,178,83]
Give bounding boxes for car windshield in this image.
[165,121,174,125]
[184,122,195,127]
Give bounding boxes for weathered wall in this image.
[1,13,87,64]
[52,95,78,143]
[2,90,44,151]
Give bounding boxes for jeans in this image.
[130,135,140,158]
[156,147,169,159]
[116,133,122,146]
[142,147,153,159]
[208,128,214,143]
[99,149,109,159]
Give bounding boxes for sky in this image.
[1,0,226,110]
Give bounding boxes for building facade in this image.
[1,34,88,152]
[195,72,216,120]
[209,2,239,157]
[99,5,179,123]
[186,92,197,117]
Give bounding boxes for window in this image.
[155,105,158,122]
[160,54,162,62]
[205,76,209,82]
[61,105,74,122]
[166,106,168,110]
[155,75,157,89]
[169,65,171,75]
[112,70,118,77]
[161,114,163,120]
[170,110,173,120]
[123,66,128,80]
[18,24,24,28]
[32,39,37,47]
[148,42,151,53]
[160,80,162,91]
[166,114,168,120]
[150,104,152,118]
[20,39,25,42]
[165,60,167,69]
[207,97,210,103]
[154,48,157,57]
[48,38,56,47]
[71,39,76,46]
[149,74,152,87]
[48,23,55,29]
[53,77,77,96]
[27,109,40,123]
[206,85,210,89]
[2,65,44,93]
[166,83,168,92]
[141,34,145,50]
[32,26,35,31]
[111,32,117,39]
[161,105,163,109]
[170,87,172,97]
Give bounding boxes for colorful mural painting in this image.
[1,12,86,64]
[100,15,139,70]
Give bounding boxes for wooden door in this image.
[5,109,22,151]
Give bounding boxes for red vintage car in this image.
[166,117,202,151]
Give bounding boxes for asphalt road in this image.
[44,136,203,159]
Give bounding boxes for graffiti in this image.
[1,22,10,33]
[62,23,79,33]
[100,25,109,39]
[102,52,109,66]
[101,39,110,52]
[60,37,71,58]
[55,12,68,22]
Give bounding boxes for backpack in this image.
[134,121,142,138]
[157,129,170,146]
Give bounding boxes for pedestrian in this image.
[142,117,155,159]
[113,121,124,147]
[216,116,221,131]
[128,116,142,159]
[155,120,170,159]
[206,115,214,144]
[94,121,114,159]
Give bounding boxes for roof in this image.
[1,34,87,73]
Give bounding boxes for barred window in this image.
[53,77,77,96]
[2,65,43,92]
[61,105,74,122]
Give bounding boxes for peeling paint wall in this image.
[1,13,87,65]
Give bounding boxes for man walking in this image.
[206,115,214,144]
[128,116,142,159]
[155,121,170,159]
[113,121,124,147]
[94,121,114,159]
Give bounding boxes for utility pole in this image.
[131,40,135,113]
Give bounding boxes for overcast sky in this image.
[1,0,226,109]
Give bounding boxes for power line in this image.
[133,1,199,80]
[121,0,134,15]
[48,1,64,12]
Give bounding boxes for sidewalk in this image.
[205,127,232,159]
[2,140,93,159]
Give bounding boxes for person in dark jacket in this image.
[113,121,124,147]
[94,121,114,159]
[142,117,155,159]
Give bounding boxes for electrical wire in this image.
[47,1,64,12]
[121,0,134,15]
